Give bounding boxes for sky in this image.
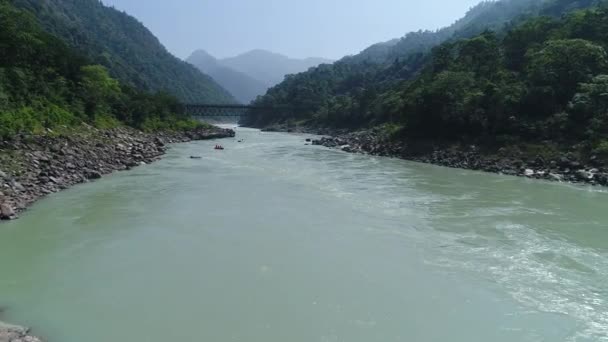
[102,0,482,60]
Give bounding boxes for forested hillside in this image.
[244,0,599,129]
[12,0,235,104]
[0,0,202,138]
[395,4,608,147]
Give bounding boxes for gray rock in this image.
[154,137,165,146]
[524,169,535,177]
[596,173,608,185]
[576,169,594,181]
[549,173,563,182]
[0,170,6,179]
[0,203,16,220]
[590,155,599,165]
[84,169,102,180]
[10,181,25,192]
[0,322,42,342]
[534,156,546,167]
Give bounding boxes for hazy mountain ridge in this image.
[12,0,235,104]
[220,49,333,87]
[187,50,270,103]
[187,49,333,103]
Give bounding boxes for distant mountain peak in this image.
[240,49,284,57]
[187,49,220,71]
[189,49,215,58]
[187,48,333,103]
[219,50,333,86]
[234,49,332,64]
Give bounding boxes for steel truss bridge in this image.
[182,104,310,118]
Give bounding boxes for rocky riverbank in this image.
[306,128,608,187]
[0,125,234,220]
[0,322,41,342]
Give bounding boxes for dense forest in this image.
[11,0,235,104]
[244,0,603,140]
[0,0,201,138]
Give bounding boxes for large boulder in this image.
[0,203,16,220]
[596,173,608,185]
[154,137,165,146]
[549,173,564,182]
[576,169,594,181]
[84,169,102,180]
[9,181,25,192]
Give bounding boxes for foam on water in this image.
[429,220,608,341]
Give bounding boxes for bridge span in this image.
[182,104,310,118]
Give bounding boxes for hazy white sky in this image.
[102,0,481,60]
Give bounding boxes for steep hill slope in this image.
[314,3,608,175]
[244,0,598,127]
[0,0,210,137]
[12,0,235,104]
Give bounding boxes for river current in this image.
[0,128,607,341]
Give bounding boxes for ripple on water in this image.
[429,222,608,341]
[3,129,608,342]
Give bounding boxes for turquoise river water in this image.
[0,128,607,341]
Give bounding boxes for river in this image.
[0,128,607,341]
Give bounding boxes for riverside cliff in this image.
[0,125,234,221]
